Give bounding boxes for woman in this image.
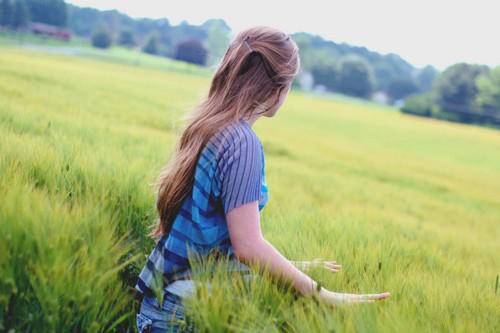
[135,25,390,333]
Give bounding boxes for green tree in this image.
[434,62,489,122]
[26,0,67,26]
[336,55,375,98]
[293,34,314,70]
[142,33,159,55]
[11,0,29,29]
[205,19,230,67]
[310,58,338,92]
[118,30,135,47]
[91,26,112,49]
[387,77,419,102]
[417,65,438,92]
[475,66,500,113]
[0,0,13,27]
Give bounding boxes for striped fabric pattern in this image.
[135,119,269,298]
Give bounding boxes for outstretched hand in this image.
[291,258,390,306]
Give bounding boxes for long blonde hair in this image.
[149,25,300,239]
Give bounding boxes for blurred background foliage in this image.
[1,0,499,128]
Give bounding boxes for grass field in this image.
[0,45,499,332]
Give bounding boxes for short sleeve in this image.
[219,127,263,215]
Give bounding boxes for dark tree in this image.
[142,33,158,55]
[336,56,375,98]
[118,29,135,47]
[417,65,438,92]
[174,38,207,65]
[310,59,338,92]
[11,0,29,29]
[474,66,500,115]
[434,63,489,122]
[91,26,112,49]
[0,0,13,27]
[26,0,67,27]
[387,77,419,101]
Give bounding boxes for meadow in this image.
[0,44,499,332]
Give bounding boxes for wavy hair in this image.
[149,25,300,239]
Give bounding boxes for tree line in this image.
[6,0,497,129]
[2,1,438,105]
[292,32,438,103]
[90,25,209,66]
[65,4,434,103]
[401,64,500,126]
[66,4,229,67]
[0,0,66,29]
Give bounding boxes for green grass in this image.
[0,45,499,332]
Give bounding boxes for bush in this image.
[400,92,433,117]
[118,30,135,47]
[174,38,207,65]
[430,105,463,122]
[91,27,112,49]
[142,33,158,55]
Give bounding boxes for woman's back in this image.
[134,118,269,299]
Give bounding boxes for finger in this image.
[325,263,341,268]
[335,297,374,305]
[348,299,375,304]
[343,293,389,302]
[361,292,391,300]
[324,261,340,266]
[325,267,340,272]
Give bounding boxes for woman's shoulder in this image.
[208,119,262,156]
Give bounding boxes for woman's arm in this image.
[226,201,390,304]
[240,237,323,296]
[226,200,318,296]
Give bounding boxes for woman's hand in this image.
[290,260,389,305]
[291,258,341,273]
[316,287,391,306]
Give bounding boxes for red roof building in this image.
[29,22,72,41]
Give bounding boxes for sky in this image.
[67,0,499,71]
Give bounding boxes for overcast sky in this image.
[67,0,499,70]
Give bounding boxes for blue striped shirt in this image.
[135,118,269,298]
